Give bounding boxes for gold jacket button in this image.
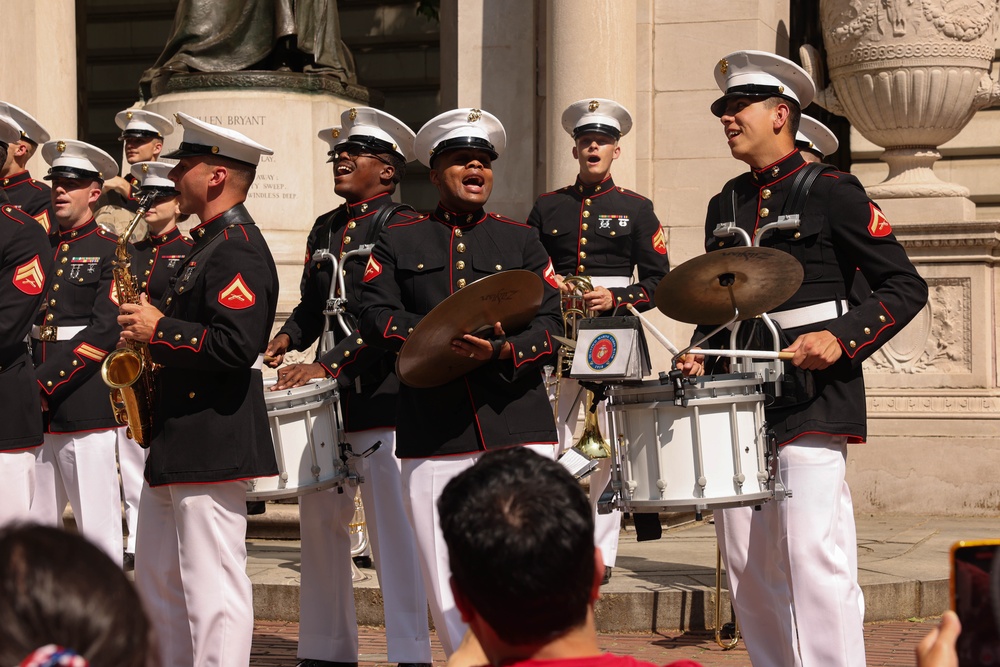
[759,207,770,218]
[495,264,502,271]
[579,251,586,259]
[761,189,772,200]
[348,221,356,229]
[457,278,467,288]
[344,236,351,244]
[356,338,363,344]
[408,327,413,334]
[456,243,466,253]
[331,363,338,369]
[361,203,368,212]
[454,228,462,237]
[581,223,588,231]
[344,350,351,357]
[166,297,172,305]
[582,210,590,218]
[190,338,198,344]
[585,198,592,206]
[178,286,184,293]
[46,313,53,321]
[455,261,465,270]
[443,212,451,221]
[148,258,154,265]
[864,327,871,335]
[174,334,182,341]
[578,264,585,272]
[417,263,424,270]
[849,340,857,348]
[72,360,78,366]
[580,238,588,245]
[793,232,801,239]
[189,392,196,399]
[60,243,69,251]
[56,269,63,277]
[59,370,65,377]
[46,380,53,387]
[610,231,616,236]
[771,166,780,177]
[531,345,537,352]
[49,299,56,306]
[518,351,524,358]
[551,229,558,234]
[391,325,398,331]
[60,257,67,264]
[157,332,164,338]
[879,315,886,322]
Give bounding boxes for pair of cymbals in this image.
[654,246,803,325]
[396,270,544,388]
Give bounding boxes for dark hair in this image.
[763,96,801,137]
[438,448,595,645]
[384,152,406,185]
[0,524,157,667]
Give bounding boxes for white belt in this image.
[251,353,264,371]
[768,300,848,330]
[30,324,86,341]
[590,275,631,290]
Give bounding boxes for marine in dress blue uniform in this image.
[96,109,173,223]
[527,98,670,582]
[359,108,561,655]
[266,109,432,667]
[116,160,193,570]
[0,113,52,525]
[0,102,53,234]
[695,51,928,667]
[119,112,278,667]
[28,140,124,562]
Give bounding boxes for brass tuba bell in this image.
[573,389,611,459]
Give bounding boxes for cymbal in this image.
[654,247,803,324]
[397,270,544,388]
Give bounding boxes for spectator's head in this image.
[0,524,157,667]
[439,448,601,648]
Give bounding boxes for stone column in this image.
[0,0,77,139]
[439,0,536,221]
[545,0,638,192]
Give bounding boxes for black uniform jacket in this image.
[278,192,418,432]
[0,202,52,449]
[145,204,279,486]
[2,170,53,234]
[527,175,670,313]
[101,173,141,214]
[701,150,928,445]
[33,219,121,434]
[131,227,193,302]
[359,203,561,459]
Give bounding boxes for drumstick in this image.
[625,304,681,355]
[694,349,795,360]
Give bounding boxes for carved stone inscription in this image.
[867,277,971,374]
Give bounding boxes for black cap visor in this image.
[119,129,162,141]
[711,84,799,117]
[429,137,497,166]
[45,166,104,183]
[572,123,621,140]
[329,135,405,162]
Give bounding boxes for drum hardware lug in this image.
[733,473,745,485]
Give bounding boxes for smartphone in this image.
[951,539,1000,667]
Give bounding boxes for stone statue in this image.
[141,0,356,92]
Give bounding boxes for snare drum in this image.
[247,378,348,500]
[606,373,771,514]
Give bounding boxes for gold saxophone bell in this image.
[572,389,611,459]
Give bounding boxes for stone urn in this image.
[801,0,1000,198]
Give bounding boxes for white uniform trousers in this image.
[401,444,555,657]
[135,480,253,667]
[357,429,432,662]
[29,429,123,561]
[715,434,865,667]
[297,428,432,663]
[0,449,37,526]
[116,426,147,554]
[553,376,620,568]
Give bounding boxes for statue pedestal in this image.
[144,72,380,313]
[851,217,1000,514]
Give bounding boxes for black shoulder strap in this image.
[366,202,415,245]
[720,176,741,225]
[780,163,835,217]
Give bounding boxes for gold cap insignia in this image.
[719,59,729,75]
[211,146,219,154]
[349,108,358,120]
[778,85,785,94]
[468,109,482,123]
[126,111,134,120]
[588,100,600,112]
[56,141,66,153]
[19,130,27,139]
[142,163,149,173]
[174,113,182,123]
[332,128,340,138]
[392,143,397,151]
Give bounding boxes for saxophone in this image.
[100,193,157,447]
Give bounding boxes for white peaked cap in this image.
[164,112,274,167]
[561,98,633,139]
[41,139,119,182]
[413,108,506,168]
[711,50,815,117]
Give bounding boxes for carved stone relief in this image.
[867,277,971,374]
